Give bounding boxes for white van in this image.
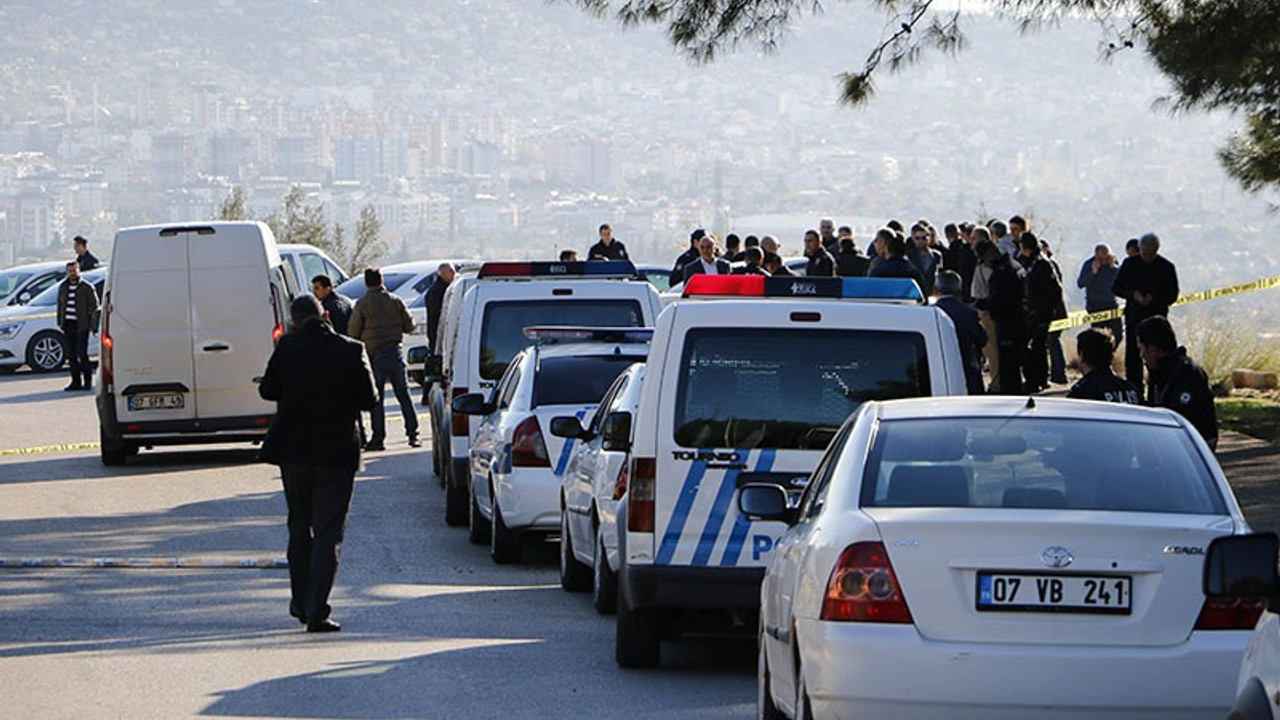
[95,222,293,465]
[613,274,969,667]
[426,261,662,527]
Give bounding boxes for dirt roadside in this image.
[1219,430,1280,533]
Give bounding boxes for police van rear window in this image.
[479,300,645,380]
[534,355,645,408]
[674,328,930,450]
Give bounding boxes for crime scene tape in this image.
[1048,273,1280,332]
[0,441,100,457]
[0,556,288,569]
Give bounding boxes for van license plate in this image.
[128,393,184,411]
[977,572,1132,614]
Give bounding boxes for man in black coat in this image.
[1112,232,1179,397]
[977,242,1026,395]
[934,270,988,395]
[682,235,732,283]
[588,223,629,261]
[1137,316,1217,449]
[669,229,705,286]
[803,229,836,277]
[259,295,377,633]
[311,274,354,336]
[56,262,98,391]
[1018,233,1066,393]
[835,237,870,277]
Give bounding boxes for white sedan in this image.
[0,267,107,373]
[743,396,1259,720]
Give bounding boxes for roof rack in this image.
[682,275,924,304]
[477,260,637,279]
[522,326,655,344]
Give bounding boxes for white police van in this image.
[613,274,969,667]
[427,261,662,527]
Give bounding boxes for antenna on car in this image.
[1025,396,1036,409]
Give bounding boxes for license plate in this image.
[127,393,184,411]
[977,572,1132,614]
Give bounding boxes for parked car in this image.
[1204,532,1280,720]
[746,395,1257,719]
[0,266,107,373]
[277,243,349,295]
[0,261,70,308]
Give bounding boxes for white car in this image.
[452,328,650,564]
[744,396,1255,720]
[1204,533,1280,720]
[0,266,107,373]
[0,260,69,308]
[553,361,646,613]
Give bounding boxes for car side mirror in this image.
[16,291,30,305]
[451,392,494,416]
[600,411,632,452]
[550,415,590,440]
[737,483,795,525]
[1204,533,1280,610]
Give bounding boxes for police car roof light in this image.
[477,260,637,279]
[683,275,924,303]
[522,326,655,344]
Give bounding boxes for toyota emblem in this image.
[1040,546,1073,568]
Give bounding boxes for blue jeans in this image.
[369,346,419,443]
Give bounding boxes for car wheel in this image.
[468,482,490,545]
[560,508,591,592]
[758,631,786,720]
[26,330,65,373]
[490,492,522,564]
[444,462,468,527]
[100,425,128,466]
[615,592,660,668]
[592,528,618,614]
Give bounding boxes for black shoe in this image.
[64,382,82,392]
[407,436,421,448]
[364,441,385,452]
[306,618,341,633]
[289,605,307,625]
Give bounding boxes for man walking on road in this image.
[259,295,377,633]
[56,261,98,391]
[1112,232,1179,396]
[349,268,419,451]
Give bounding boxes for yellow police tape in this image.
[0,441,100,457]
[1048,273,1280,333]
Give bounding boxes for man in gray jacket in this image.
[349,268,418,451]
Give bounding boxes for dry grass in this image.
[1178,318,1280,388]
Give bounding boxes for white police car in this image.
[553,360,646,613]
[0,266,107,373]
[1204,533,1280,720]
[452,327,651,564]
[426,261,662,528]
[748,396,1254,719]
[613,274,969,668]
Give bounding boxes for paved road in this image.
[0,371,754,720]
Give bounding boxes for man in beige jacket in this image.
[349,268,418,451]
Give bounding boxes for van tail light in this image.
[612,457,629,501]
[100,299,113,387]
[1195,596,1266,630]
[820,542,914,623]
[272,323,284,345]
[510,416,550,467]
[626,457,655,532]
[451,387,469,436]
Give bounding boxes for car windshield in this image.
[861,417,1225,514]
[534,354,646,407]
[0,269,32,298]
[674,328,930,450]
[479,300,645,380]
[335,271,417,301]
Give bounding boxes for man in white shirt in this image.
[682,235,732,282]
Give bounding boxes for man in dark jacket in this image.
[1137,316,1217,449]
[1112,232,1179,396]
[311,275,354,336]
[1067,328,1140,404]
[907,223,944,296]
[978,242,1026,395]
[835,237,869,277]
[73,236,100,271]
[349,268,418,451]
[56,262,98,391]
[1018,233,1066,393]
[669,229,704,286]
[588,223,628,261]
[945,223,977,299]
[732,247,769,275]
[682,235,732,282]
[803,229,836,277]
[1077,243,1122,346]
[259,295,377,632]
[934,270,988,395]
[868,229,926,292]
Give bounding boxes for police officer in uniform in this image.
[1137,316,1217,449]
[1067,328,1140,404]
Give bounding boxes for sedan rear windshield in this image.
[861,417,1225,515]
[674,328,930,450]
[479,300,645,380]
[534,354,645,407]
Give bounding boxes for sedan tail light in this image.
[820,542,913,623]
[451,387,469,437]
[1195,596,1266,630]
[626,457,655,532]
[511,416,550,467]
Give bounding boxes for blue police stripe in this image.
[691,450,748,566]
[552,409,588,476]
[719,449,776,566]
[655,451,708,566]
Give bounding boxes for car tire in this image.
[468,483,490,545]
[560,509,591,592]
[615,592,660,668]
[758,633,785,720]
[26,330,65,373]
[1228,678,1272,720]
[490,493,522,564]
[592,528,618,614]
[444,463,468,527]
[100,425,128,466]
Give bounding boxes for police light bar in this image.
[477,260,637,279]
[682,275,924,303]
[523,326,655,343]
